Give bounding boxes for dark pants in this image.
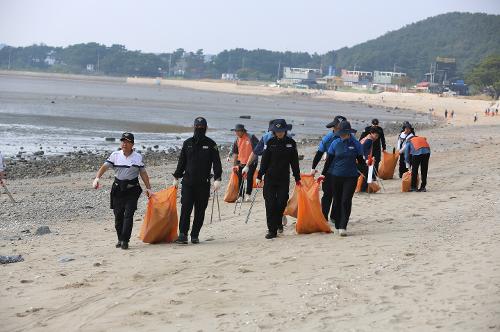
[112,187,141,243]
[411,153,430,189]
[321,174,335,220]
[238,163,257,196]
[263,182,289,234]
[330,176,358,230]
[398,153,408,178]
[179,182,211,238]
[373,150,381,176]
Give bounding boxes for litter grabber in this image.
[245,187,260,224]
[0,181,16,203]
[233,178,246,214]
[210,190,222,223]
[373,167,386,193]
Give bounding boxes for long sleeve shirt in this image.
[323,136,366,178]
[405,140,431,164]
[257,136,301,184]
[173,136,222,185]
[312,131,338,170]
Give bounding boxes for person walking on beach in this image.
[93,132,154,250]
[359,118,386,172]
[320,121,367,236]
[405,135,431,192]
[173,117,222,244]
[310,115,346,221]
[0,150,6,186]
[445,109,448,119]
[474,113,478,123]
[360,127,380,191]
[451,110,455,118]
[256,119,301,239]
[397,122,415,178]
[230,124,259,201]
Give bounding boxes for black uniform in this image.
[359,126,386,172]
[257,136,301,235]
[173,135,222,239]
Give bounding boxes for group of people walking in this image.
[91,115,431,249]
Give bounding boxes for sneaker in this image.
[175,234,188,244]
[244,196,251,202]
[265,232,277,239]
[418,187,427,192]
[278,225,284,234]
[115,241,122,248]
[338,229,347,237]
[121,241,129,250]
[191,237,200,244]
[409,187,417,192]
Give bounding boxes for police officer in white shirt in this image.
[93,132,153,250]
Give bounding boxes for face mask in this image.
[193,127,206,143]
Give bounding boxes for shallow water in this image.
[0,74,430,156]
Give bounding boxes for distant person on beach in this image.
[230,124,259,201]
[397,122,415,178]
[360,118,386,172]
[474,113,478,122]
[321,121,367,236]
[310,115,346,222]
[405,135,431,192]
[93,132,153,250]
[173,117,222,245]
[256,119,301,239]
[445,109,448,118]
[0,150,6,185]
[451,110,455,118]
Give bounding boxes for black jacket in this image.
[173,136,222,185]
[359,125,386,154]
[257,136,301,184]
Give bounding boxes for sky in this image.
[0,0,499,54]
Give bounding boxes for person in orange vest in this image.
[405,135,431,192]
[231,124,259,201]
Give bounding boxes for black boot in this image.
[265,232,277,239]
[115,241,122,248]
[121,241,129,250]
[191,236,200,244]
[175,233,188,244]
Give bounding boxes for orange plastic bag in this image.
[284,174,315,218]
[401,171,420,192]
[378,150,399,179]
[355,174,364,193]
[296,174,332,234]
[224,170,240,203]
[139,186,178,244]
[367,182,381,193]
[355,174,380,193]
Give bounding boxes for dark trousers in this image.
[112,187,141,243]
[411,153,430,189]
[330,176,358,230]
[398,154,408,178]
[321,174,335,220]
[238,163,257,196]
[373,150,381,176]
[179,182,211,238]
[263,182,289,234]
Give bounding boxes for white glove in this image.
[321,153,327,161]
[92,177,100,189]
[406,163,411,169]
[255,178,262,186]
[172,178,179,188]
[242,165,250,175]
[145,189,154,198]
[310,168,317,175]
[213,180,221,192]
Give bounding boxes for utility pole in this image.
[8,49,11,70]
[393,63,396,73]
[97,52,100,72]
[168,53,172,77]
[277,60,281,81]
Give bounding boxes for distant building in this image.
[283,67,321,80]
[341,69,372,83]
[221,73,238,80]
[373,71,407,84]
[86,64,95,72]
[44,56,56,66]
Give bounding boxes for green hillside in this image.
[333,12,500,80]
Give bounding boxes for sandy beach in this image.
[1,80,500,331]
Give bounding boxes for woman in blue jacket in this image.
[320,121,367,236]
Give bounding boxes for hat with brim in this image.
[268,120,293,131]
[120,132,135,143]
[336,121,357,136]
[231,124,246,132]
[326,115,347,128]
[271,119,289,132]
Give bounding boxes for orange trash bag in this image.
[401,171,420,192]
[296,174,332,234]
[224,169,240,203]
[355,174,364,193]
[355,174,380,193]
[378,150,399,179]
[139,186,178,244]
[284,174,315,218]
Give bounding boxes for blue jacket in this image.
[405,141,431,163]
[326,136,364,177]
[318,131,339,153]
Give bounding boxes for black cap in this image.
[372,118,379,125]
[337,121,357,135]
[120,132,135,143]
[326,115,347,128]
[231,124,246,132]
[194,117,207,128]
[270,119,290,132]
